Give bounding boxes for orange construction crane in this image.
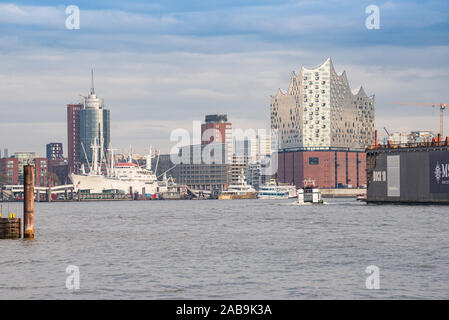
[391,102,448,137]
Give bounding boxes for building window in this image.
[309,157,319,165]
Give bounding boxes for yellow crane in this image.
[391,102,448,137]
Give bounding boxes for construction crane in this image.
[391,102,448,137]
[383,127,390,136]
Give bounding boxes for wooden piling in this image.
[23,165,34,239]
[47,187,52,202]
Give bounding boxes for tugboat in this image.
[219,170,257,200]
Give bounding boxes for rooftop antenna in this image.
[90,68,95,95]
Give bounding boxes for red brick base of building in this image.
[277,150,366,189]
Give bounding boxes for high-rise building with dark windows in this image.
[67,103,82,173]
[46,143,63,160]
[67,70,110,173]
[80,71,110,166]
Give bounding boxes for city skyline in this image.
[1,0,449,155]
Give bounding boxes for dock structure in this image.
[1,184,75,202]
[0,216,21,239]
[0,204,21,239]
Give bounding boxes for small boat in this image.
[356,193,367,201]
[297,179,324,204]
[258,179,297,199]
[219,170,257,200]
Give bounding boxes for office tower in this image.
[67,70,110,173]
[80,71,110,166]
[201,114,232,164]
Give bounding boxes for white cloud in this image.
[0,2,448,154]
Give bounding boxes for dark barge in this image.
[366,138,449,204]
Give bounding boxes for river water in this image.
[0,199,448,299]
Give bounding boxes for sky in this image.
[0,0,448,155]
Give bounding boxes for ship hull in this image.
[70,173,158,195]
[218,192,257,200]
[366,147,449,204]
[258,194,289,200]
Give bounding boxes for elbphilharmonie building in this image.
[271,58,375,188]
[271,57,375,151]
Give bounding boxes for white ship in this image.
[258,180,297,199]
[218,170,257,200]
[70,141,169,197]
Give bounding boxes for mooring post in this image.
[23,165,34,239]
[47,187,52,202]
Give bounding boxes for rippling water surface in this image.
[0,199,448,299]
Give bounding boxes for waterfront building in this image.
[278,150,367,188]
[156,144,230,191]
[0,158,19,185]
[67,71,110,173]
[67,103,83,173]
[46,142,64,160]
[201,114,233,164]
[257,133,272,160]
[230,154,249,185]
[48,158,69,185]
[271,58,374,188]
[13,152,36,184]
[6,153,48,186]
[33,157,48,187]
[80,77,110,166]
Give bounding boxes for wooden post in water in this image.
[23,165,34,239]
[47,187,52,202]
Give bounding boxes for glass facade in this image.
[103,109,110,154]
[80,107,110,164]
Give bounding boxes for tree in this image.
[46,172,61,186]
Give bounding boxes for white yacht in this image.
[258,180,297,199]
[219,170,257,200]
